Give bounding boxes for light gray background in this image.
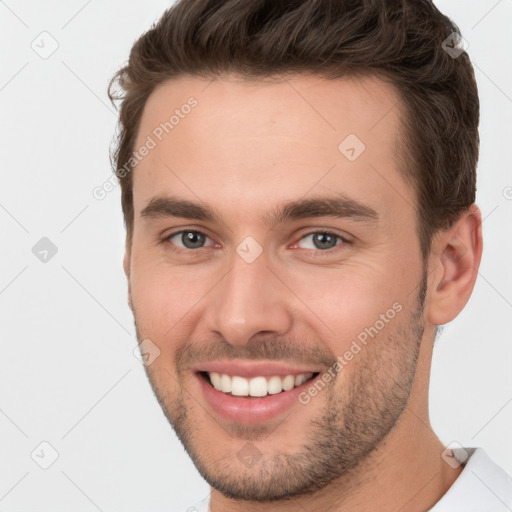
[0,1,511,511]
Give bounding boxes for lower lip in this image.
[196,372,319,425]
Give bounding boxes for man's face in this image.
[126,74,429,500]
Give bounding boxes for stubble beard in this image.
[133,272,427,502]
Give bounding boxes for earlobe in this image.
[123,251,133,311]
[123,251,130,279]
[427,205,483,326]
[127,286,133,312]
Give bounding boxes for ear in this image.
[123,246,133,311]
[426,204,483,326]
[123,249,130,279]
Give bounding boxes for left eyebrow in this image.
[264,194,379,226]
[139,194,379,226]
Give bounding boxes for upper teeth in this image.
[207,372,314,397]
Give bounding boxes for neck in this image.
[209,331,463,512]
[209,411,463,512]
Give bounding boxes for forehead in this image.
[132,73,412,226]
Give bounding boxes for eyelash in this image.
[161,229,351,255]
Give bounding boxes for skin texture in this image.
[124,74,483,512]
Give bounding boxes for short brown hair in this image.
[108,0,479,260]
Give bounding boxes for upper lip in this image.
[193,360,322,379]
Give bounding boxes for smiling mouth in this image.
[199,371,320,398]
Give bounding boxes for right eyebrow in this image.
[140,196,220,223]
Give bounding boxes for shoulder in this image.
[431,447,512,511]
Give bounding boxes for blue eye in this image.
[166,230,214,249]
[163,229,348,255]
[297,231,345,251]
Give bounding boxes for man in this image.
[108,1,512,510]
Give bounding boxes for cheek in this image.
[285,261,408,346]
[278,258,417,361]
[131,272,169,329]
[132,243,213,309]
[129,262,209,352]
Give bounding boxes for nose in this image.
[204,248,293,347]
